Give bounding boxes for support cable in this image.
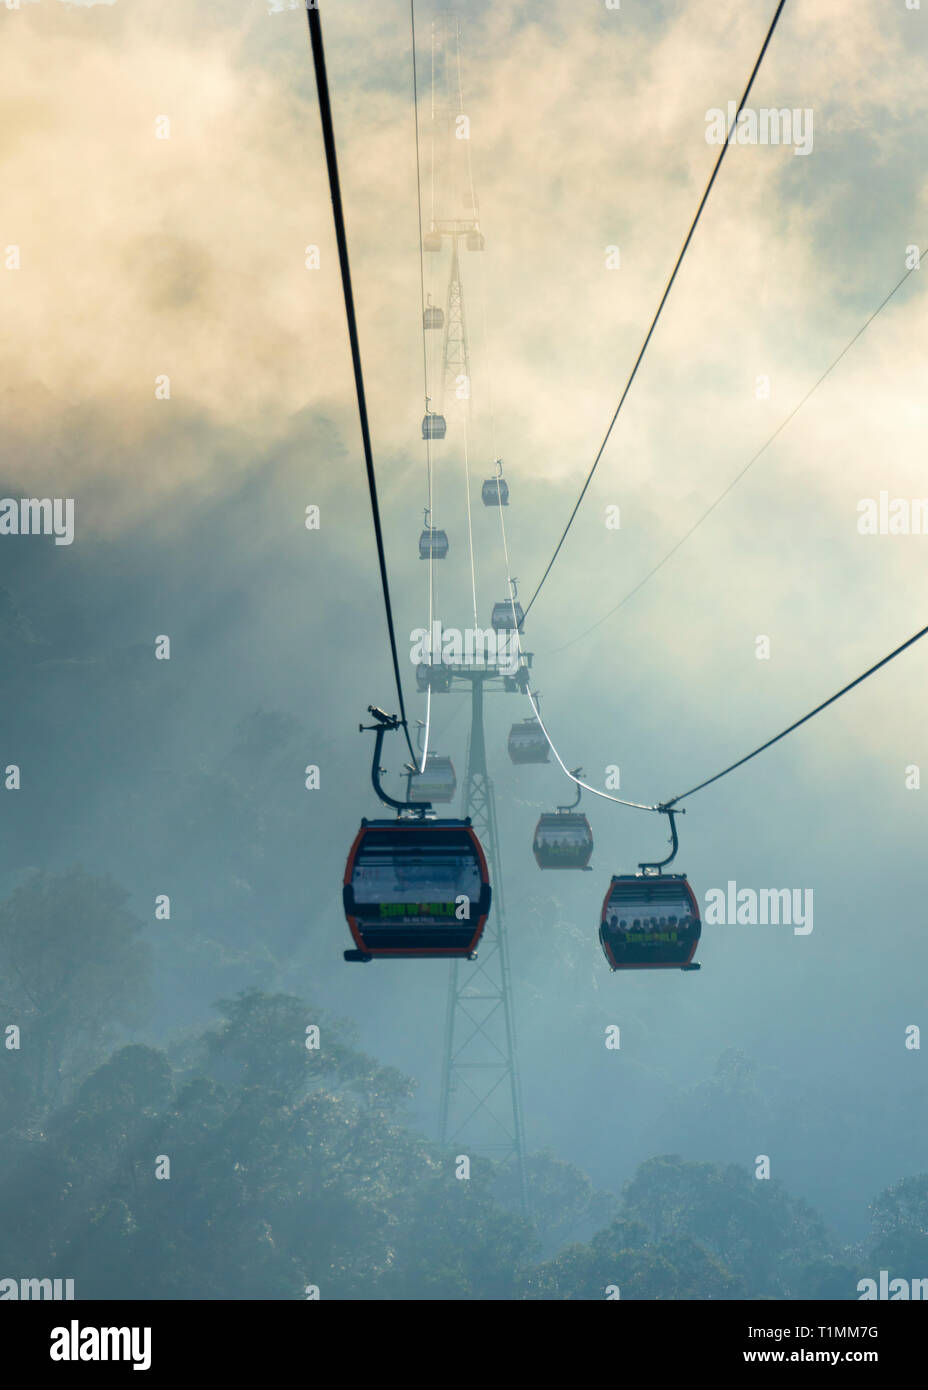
[545,247,927,656]
[412,0,435,769]
[522,0,789,623]
[306,3,415,761]
[661,620,928,808]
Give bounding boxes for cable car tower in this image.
[440,237,470,413]
[421,13,528,1214]
[438,659,530,1216]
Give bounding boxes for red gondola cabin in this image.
[343,818,490,961]
[599,873,701,971]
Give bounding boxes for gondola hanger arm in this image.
[360,708,430,815]
[638,806,685,874]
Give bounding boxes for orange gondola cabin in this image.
[343,818,490,961]
[599,873,701,971]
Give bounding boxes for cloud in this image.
[2,0,927,670]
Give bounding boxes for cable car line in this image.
[461,11,928,837]
[473,152,658,809]
[471,188,502,481]
[521,0,789,627]
[501,423,928,815]
[545,245,928,657]
[455,15,479,238]
[421,650,433,775]
[315,6,923,983]
[523,617,928,818]
[428,18,441,249]
[451,13,481,633]
[305,4,416,763]
[411,0,430,413]
[423,6,481,632]
[411,0,439,772]
[331,10,499,966]
[461,395,480,632]
[520,687,660,812]
[661,618,928,808]
[488,420,657,810]
[411,2,434,747]
[476,270,659,809]
[442,18,481,632]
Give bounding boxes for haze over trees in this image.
[0,866,920,1299]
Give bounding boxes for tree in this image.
[493,1148,618,1258]
[869,1175,928,1279]
[0,869,151,1123]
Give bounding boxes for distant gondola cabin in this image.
[419,527,449,560]
[507,717,549,764]
[407,754,456,804]
[416,662,453,693]
[422,412,447,440]
[533,811,593,869]
[481,476,509,507]
[491,600,524,633]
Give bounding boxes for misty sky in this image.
[2,0,927,1243]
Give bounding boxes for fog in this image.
[1,0,926,1299]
